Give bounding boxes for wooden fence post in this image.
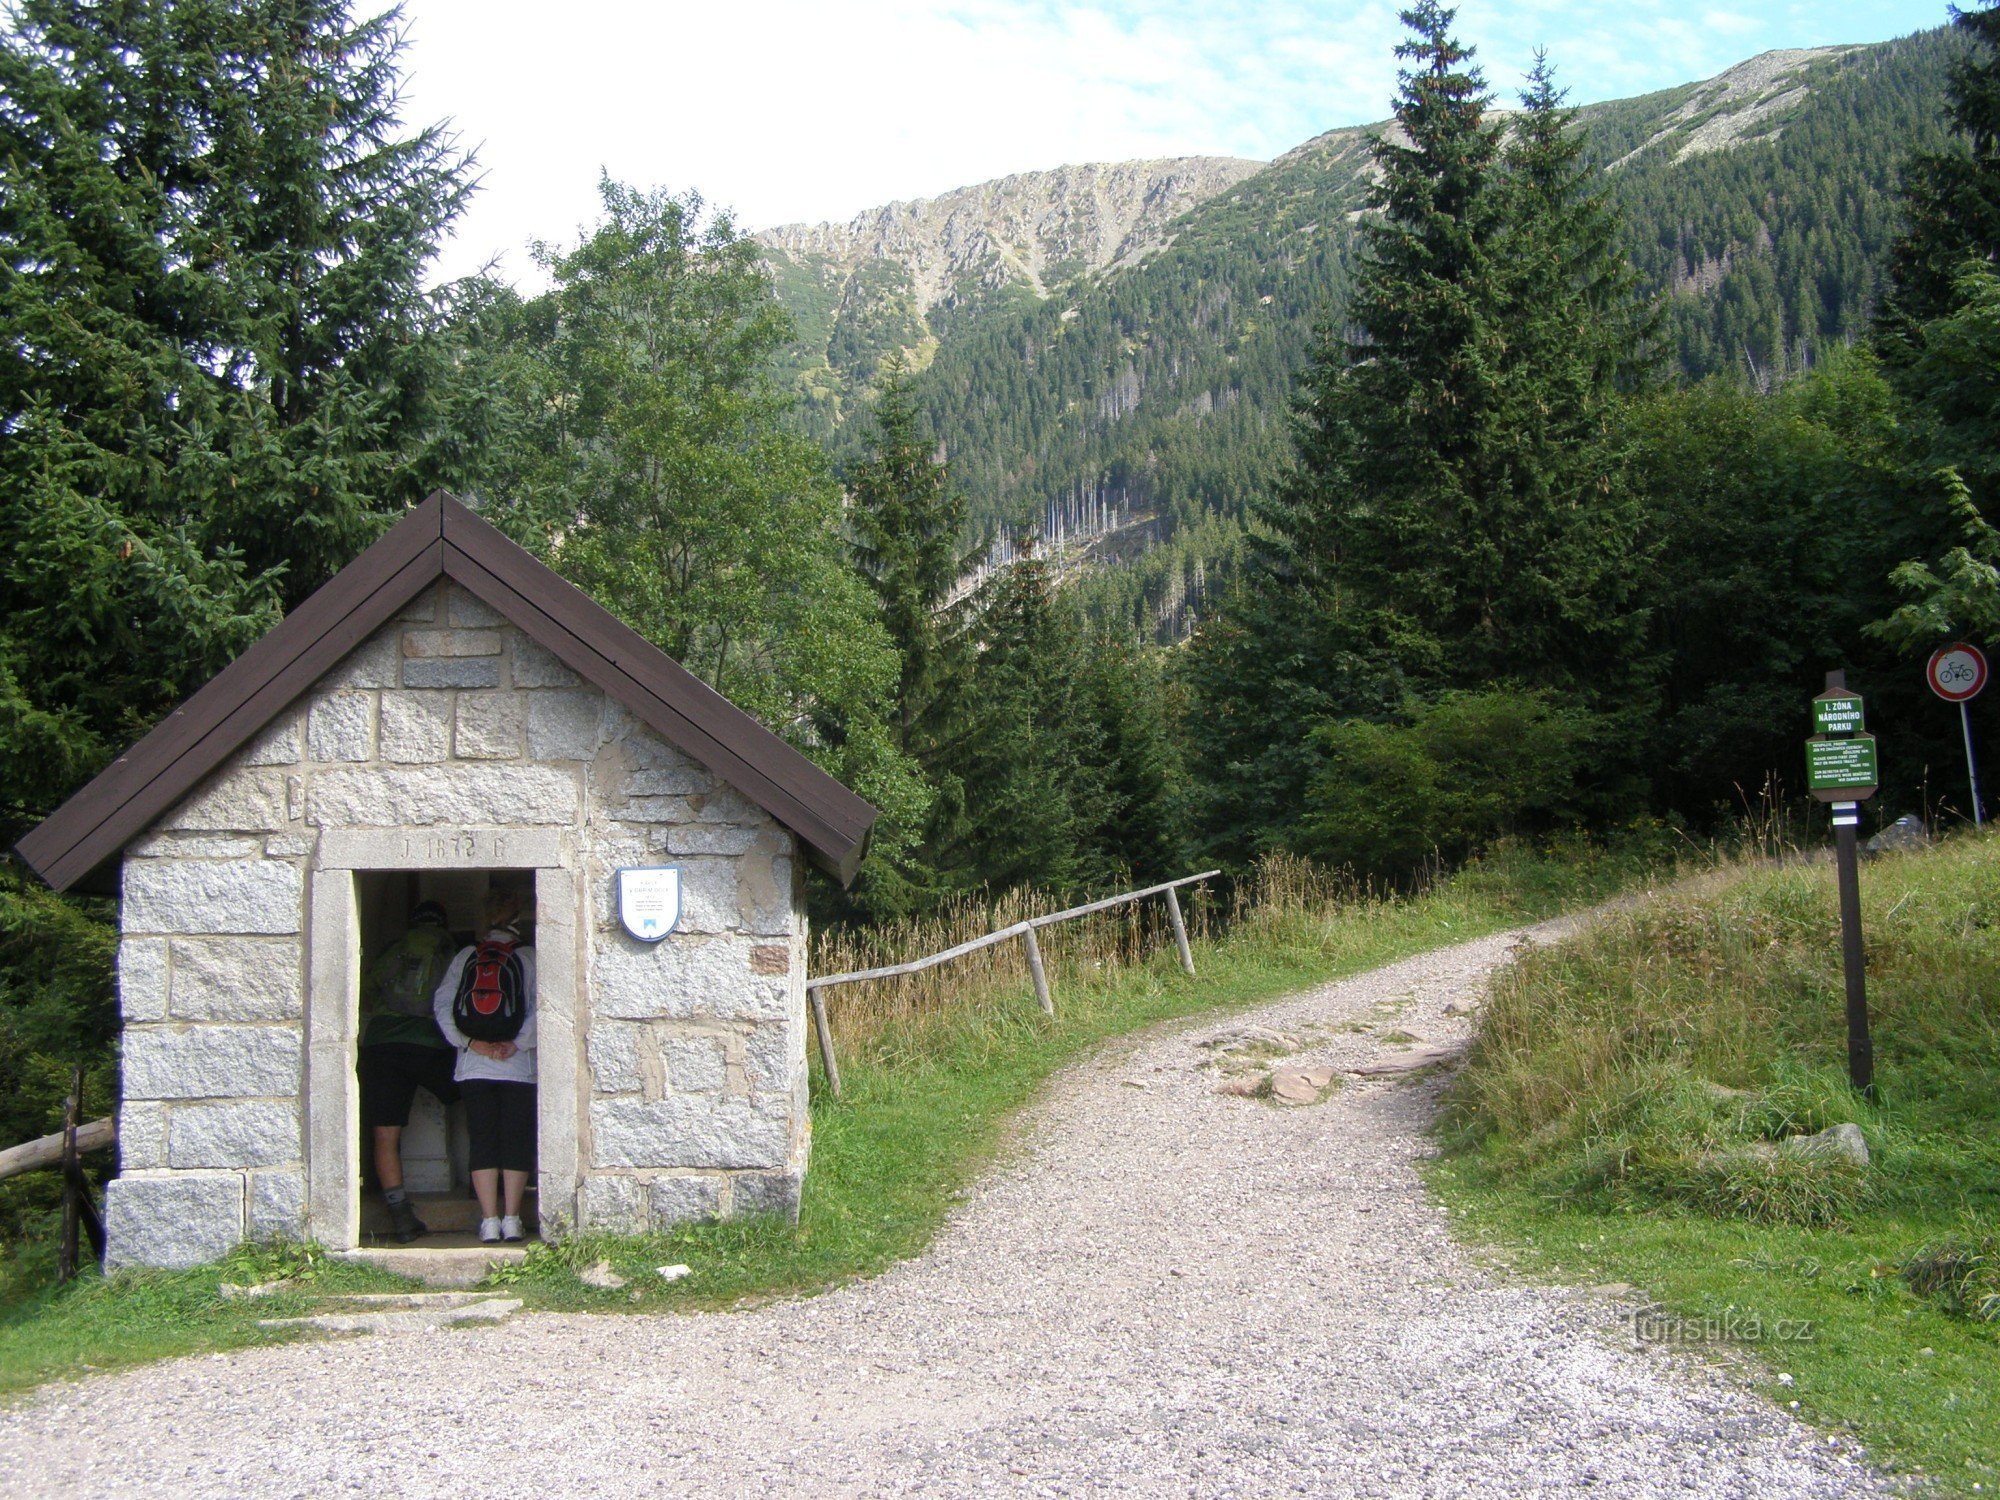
[808,985,843,1101]
[58,1066,82,1283]
[1022,924,1054,1016]
[1164,887,1196,977]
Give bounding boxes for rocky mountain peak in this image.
[757,155,1265,312]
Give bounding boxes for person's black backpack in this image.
[451,938,526,1043]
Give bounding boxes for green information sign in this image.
[1814,694,1865,735]
[1807,734,1879,793]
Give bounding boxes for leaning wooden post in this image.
[1022,924,1055,1016]
[808,985,843,1100]
[58,1065,82,1283]
[1164,886,1196,977]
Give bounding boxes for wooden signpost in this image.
[1808,670,1876,1097]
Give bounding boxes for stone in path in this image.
[1347,1042,1462,1076]
[1269,1063,1338,1102]
[256,1293,522,1338]
[0,923,1886,1498]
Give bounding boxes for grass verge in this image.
[1435,831,2000,1497]
[0,838,1669,1396]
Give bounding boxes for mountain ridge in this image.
[758,154,1265,309]
[764,43,1879,365]
[760,29,1962,639]
[758,155,1265,411]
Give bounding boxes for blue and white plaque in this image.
[617,866,683,942]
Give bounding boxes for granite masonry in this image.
[104,578,813,1269]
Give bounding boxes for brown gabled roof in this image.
[17,493,878,893]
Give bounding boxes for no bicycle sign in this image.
[1925,642,1987,826]
[1926,642,1988,703]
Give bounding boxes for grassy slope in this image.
[0,844,1651,1398]
[1436,834,2000,1497]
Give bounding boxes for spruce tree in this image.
[1285,0,1508,686]
[0,0,477,1157]
[1872,2,2000,650]
[1504,54,1655,402]
[846,354,975,759]
[1481,53,1653,692]
[1325,18,1650,691]
[1875,1,2000,541]
[0,0,479,831]
[1188,8,1655,862]
[930,550,1105,894]
[836,353,980,912]
[1073,633,1185,883]
[1186,1,1502,862]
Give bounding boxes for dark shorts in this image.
[461,1080,537,1173]
[359,1043,460,1129]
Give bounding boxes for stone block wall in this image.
[106,580,810,1268]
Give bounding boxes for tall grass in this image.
[1436,831,2000,1494]
[809,880,1214,1058]
[808,840,1668,1066]
[1443,831,2000,1224]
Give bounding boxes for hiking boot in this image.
[386,1198,427,1244]
[500,1215,526,1243]
[478,1217,503,1244]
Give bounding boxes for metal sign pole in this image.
[1928,643,1989,824]
[1962,700,1983,827]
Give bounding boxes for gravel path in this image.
[1,920,1890,1498]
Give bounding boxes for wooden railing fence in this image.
[805,870,1220,1098]
[0,1065,111,1279]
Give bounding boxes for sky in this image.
[394,0,1953,286]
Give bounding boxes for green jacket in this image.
[361,926,455,1049]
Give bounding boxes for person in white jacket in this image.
[433,887,537,1244]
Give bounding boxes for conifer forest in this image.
[6,0,2000,1151]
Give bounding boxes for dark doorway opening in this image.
[356,868,539,1246]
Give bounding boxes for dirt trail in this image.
[0,919,1886,1498]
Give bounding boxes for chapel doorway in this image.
[355,868,540,1246]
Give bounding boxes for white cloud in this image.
[394,0,1942,288]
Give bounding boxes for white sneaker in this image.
[477,1217,503,1244]
[500,1215,525,1243]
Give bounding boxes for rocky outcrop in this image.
[758,155,1263,313]
[1610,46,1862,169]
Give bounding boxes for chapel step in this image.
[258,1293,522,1334]
[331,1245,530,1289]
[359,1189,537,1239]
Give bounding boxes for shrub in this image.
[1902,1236,2000,1322]
[1299,689,1594,881]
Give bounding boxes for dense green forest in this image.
[4,0,2000,1203]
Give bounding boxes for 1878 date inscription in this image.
[316,827,563,870]
[403,831,510,863]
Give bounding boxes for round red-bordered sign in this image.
[1927,642,1989,702]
